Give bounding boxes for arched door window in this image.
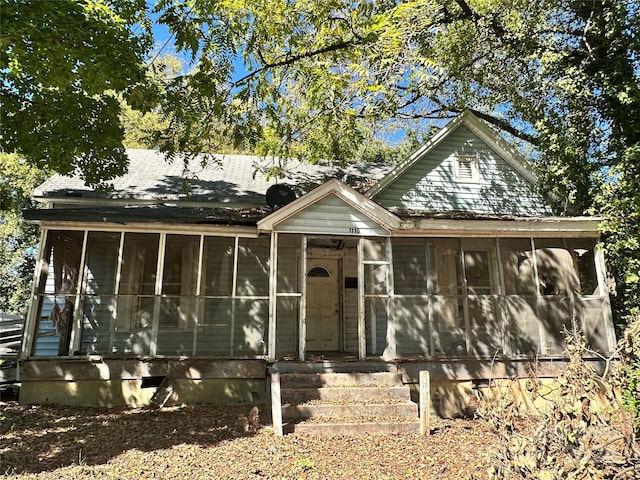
[308,266,330,278]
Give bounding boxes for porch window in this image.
[363,238,392,357]
[462,239,500,356]
[31,229,272,358]
[32,230,84,356]
[500,238,541,355]
[156,235,199,355]
[392,239,430,356]
[275,234,302,358]
[430,238,466,356]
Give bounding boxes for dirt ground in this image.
[0,400,500,480]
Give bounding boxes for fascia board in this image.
[29,220,260,236]
[257,178,401,232]
[394,216,601,237]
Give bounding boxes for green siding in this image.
[373,125,552,216]
[275,194,390,235]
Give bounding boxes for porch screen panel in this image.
[462,239,501,357]
[394,296,430,355]
[432,296,466,355]
[363,238,391,356]
[275,235,301,358]
[80,232,120,354]
[392,239,430,355]
[236,237,270,296]
[202,237,234,296]
[568,238,611,352]
[113,233,159,355]
[32,230,84,356]
[156,235,199,356]
[195,298,233,355]
[365,297,389,355]
[233,298,268,355]
[500,238,540,355]
[233,237,269,355]
[577,297,611,353]
[277,234,301,293]
[392,239,427,295]
[275,297,298,357]
[430,238,466,356]
[195,237,235,356]
[534,239,579,354]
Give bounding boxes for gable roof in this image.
[257,178,402,234]
[34,150,393,208]
[366,111,538,198]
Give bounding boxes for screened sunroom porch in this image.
[23,226,616,363]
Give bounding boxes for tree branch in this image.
[233,37,369,87]
[468,108,540,145]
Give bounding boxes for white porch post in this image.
[150,233,166,357]
[594,246,617,349]
[357,237,366,360]
[268,233,278,361]
[298,236,307,361]
[382,236,396,360]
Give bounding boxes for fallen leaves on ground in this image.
[1,402,500,479]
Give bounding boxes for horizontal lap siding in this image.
[275,195,390,236]
[375,126,551,216]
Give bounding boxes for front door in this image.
[306,258,340,350]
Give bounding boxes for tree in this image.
[1,0,157,186]
[152,0,639,324]
[0,154,49,315]
[1,1,637,323]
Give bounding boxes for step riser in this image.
[283,403,419,420]
[276,371,419,435]
[282,386,411,403]
[280,372,402,388]
[291,422,420,435]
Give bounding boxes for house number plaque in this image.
[349,227,361,234]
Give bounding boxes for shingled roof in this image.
[33,150,393,208]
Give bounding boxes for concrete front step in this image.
[275,369,420,435]
[290,420,420,435]
[281,385,411,403]
[283,402,418,421]
[280,372,402,388]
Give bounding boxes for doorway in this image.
[305,258,340,351]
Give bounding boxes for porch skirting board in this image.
[18,358,268,408]
[16,357,610,416]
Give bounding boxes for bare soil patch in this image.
[1,401,499,479]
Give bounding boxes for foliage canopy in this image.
[1,0,638,322]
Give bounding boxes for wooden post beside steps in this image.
[419,370,431,436]
[270,372,284,436]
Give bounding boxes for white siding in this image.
[275,195,390,236]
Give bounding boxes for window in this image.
[454,154,479,182]
[308,266,330,278]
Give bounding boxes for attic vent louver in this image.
[454,154,479,182]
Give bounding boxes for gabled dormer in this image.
[367,111,552,217]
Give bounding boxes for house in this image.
[20,111,616,418]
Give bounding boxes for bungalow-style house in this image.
[20,111,616,420]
